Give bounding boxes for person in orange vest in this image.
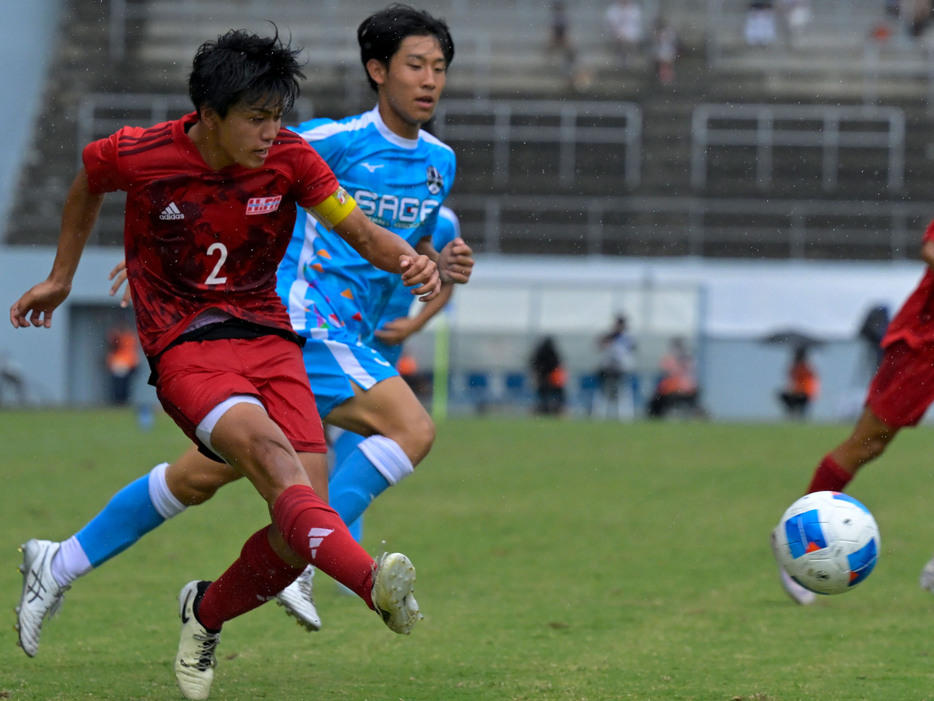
[105,324,140,405]
[647,337,705,419]
[777,345,819,418]
[530,336,567,416]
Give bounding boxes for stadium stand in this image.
[7,0,934,261]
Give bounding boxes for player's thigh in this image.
[327,374,432,441]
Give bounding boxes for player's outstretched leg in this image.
[15,539,70,657]
[175,580,221,701]
[372,552,422,634]
[919,556,934,592]
[274,565,321,631]
[770,532,816,606]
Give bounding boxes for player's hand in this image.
[438,237,474,285]
[374,316,418,346]
[108,260,132,307]
[9,279,72,329]
[400,254,440,302]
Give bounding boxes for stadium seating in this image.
[6,0,934,262]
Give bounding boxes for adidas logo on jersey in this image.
[159,202,184,221]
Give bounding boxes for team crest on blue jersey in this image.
[426,166,443,195]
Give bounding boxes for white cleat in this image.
[771,531,816,606]
[275,566,321,631]
[371,552,422,635]
[15,539,69,657]
[919,556,934,592]
[778,566,817,606]
[175,581,220,701]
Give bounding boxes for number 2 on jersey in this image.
[205,242,228,285]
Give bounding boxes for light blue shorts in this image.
[302,331,399,418]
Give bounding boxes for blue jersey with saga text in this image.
[278,106,456,343]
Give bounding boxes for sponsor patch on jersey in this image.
[245,195,283,215]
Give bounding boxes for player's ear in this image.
[365,58,388,87]
[200,106,221,130]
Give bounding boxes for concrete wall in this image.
[0,0,62,239]
[4,246,921,422]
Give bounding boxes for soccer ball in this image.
[772,491,880,596]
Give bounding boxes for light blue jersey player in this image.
[277,105,459,549]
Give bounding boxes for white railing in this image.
[432,99,642,189]
[691,103,906,192]
[446,193,930,260]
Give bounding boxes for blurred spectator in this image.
[859,304,890,371]
[647,337,705,419]
[777,0,811,47]
[778,345,820,418]
[605,0,644,66]
[595,315,638,419]
[546,1,587,90]
[530,336,567,416]
[105,323,140,405]
[745,0,777,46]
[651,16,679,85]
[397,351,431,400]
[910,0,932,37]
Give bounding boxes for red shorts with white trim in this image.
[154,335,326,456]
[866,340,934,427]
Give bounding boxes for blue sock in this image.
[346,515,364,542]
[75,474,166,567]
[332,432,366,542]
[328,435,414,526]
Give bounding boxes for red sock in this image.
[196,526,303,630]
[806,455,853,494]
[272,484,375,609]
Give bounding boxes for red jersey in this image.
[83,112,341,357]
[881,220,934,350]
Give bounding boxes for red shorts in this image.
[155,335,326,455]
[866,340,934,427]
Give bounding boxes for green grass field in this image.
[3,409,934,700]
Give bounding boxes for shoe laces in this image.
[190,631,219,671]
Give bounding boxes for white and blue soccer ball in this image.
[772,491,881,596]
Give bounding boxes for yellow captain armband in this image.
[305,186,357,230]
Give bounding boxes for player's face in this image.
[213,100,283,170]
[373,34,447,139]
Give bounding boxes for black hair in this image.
[188,27,305,117]
[357,4,455,92]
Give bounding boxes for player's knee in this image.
[387,412,435,466]
[408,411,436,463]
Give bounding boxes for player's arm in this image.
[375,282,455,346]
[921,238,934,268]
[10,168,104,328]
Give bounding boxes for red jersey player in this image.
[10,28,433,700]
[774,219,934,606]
